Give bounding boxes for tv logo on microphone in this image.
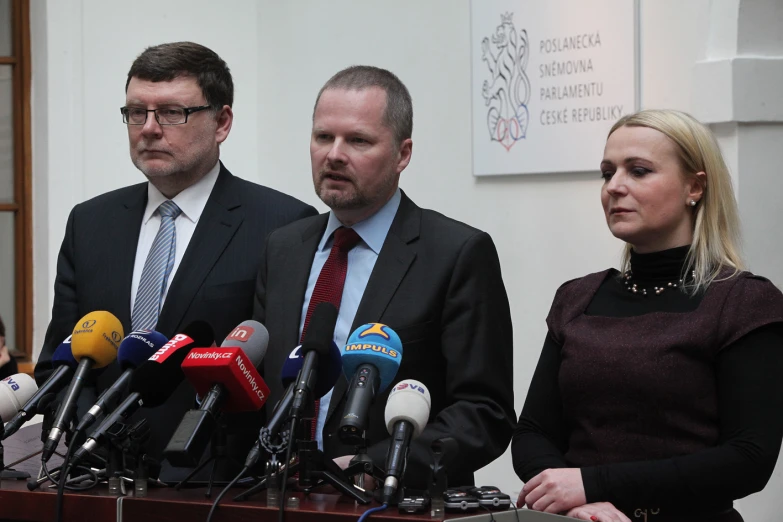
[149,333,191,362]
[82,319,97,329]
[343,343,399,359]
[186,350,232,361]
[225,326,254,342]
[391,382,425,394]
[1,376,20,391]
[357,323,391,340]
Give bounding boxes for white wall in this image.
[29,0,781,516]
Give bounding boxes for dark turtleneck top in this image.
[512,246,783,520]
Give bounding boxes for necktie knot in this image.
[158,200,182,219]
[333,227,361,252]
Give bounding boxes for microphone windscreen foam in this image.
[128,321,215,406]
[384,379,431,438]
[342,323,403,393]
[118,330,169,370]
[221,320,269,367]
[0,374,38,422]
[71,311,123,368]
[182,320,216,348]
[302,303,338,356]
[281,341,342,399]
[52,337,77,369]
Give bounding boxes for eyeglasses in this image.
[120,105,211,125]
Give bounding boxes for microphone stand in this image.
[174,419,247,498]
[3,396,67,475]
[236,401,371,504]
[0,421,30,480]
[343,438,385,492]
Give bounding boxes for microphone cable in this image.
[277,417,297,522]
[357,503,388,522]
[207,464,250,522]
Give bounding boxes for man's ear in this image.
[215,105,233,144]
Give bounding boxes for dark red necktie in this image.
[300,227,361,440]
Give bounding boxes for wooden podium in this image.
[0,425,568,522]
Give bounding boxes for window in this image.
[0,0,32,373]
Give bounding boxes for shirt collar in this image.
[142,161,221,224]
[319,188,402,255]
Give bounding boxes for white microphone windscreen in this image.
[384,379,431,437]
[0,373,38,422]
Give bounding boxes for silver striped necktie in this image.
[131,200,183,331]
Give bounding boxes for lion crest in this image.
[480,13,530,151]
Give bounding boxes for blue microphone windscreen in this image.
[281,341,342,398]
[51,337,77,368]
[342,323,403,393]
[118,330,169,370]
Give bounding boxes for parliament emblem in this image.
[480,12,530,151]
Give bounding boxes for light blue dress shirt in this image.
[299,189,402,450]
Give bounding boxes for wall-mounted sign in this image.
[471,0,637,175]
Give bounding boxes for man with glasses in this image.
[34,42,317,469]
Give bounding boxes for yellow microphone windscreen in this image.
[71,311,123,368]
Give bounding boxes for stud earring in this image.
[689,200,697,207]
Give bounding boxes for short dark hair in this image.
[314,65,413,144]
[0,314,5,338]
[126,41,233,109]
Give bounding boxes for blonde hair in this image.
[608,109,744,293]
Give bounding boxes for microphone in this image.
[3,338,77,439]
[75,330,168,433]
[42,311,122,462]
[164,320,271,467]
[244,341,343,467]
[381,379,431,505]
[290,303,338,419]
[0,374,39,422]
[70,321,214,467]
[338,323,402,445]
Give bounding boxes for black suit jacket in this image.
[254,191,515,488]
[35,163,317,462]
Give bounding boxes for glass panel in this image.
[0,0,10,56]
[0,65,12,203]
[0,212,15,355]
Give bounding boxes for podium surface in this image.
[0,425,568,522]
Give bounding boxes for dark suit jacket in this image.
[254,190,515,488]
[35,163,317,462]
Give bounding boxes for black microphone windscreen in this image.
[302,302,338,356]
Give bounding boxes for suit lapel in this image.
[112,186,147,332]
[325,192,420,421]
[156,165,243,337]
[282,216,329,348]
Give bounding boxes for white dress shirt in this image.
[129,161,221,316]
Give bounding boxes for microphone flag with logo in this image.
[0,374,38,422]
[70,321,214,467]
[75,330,168,433]
[382,379,431,505]
[164,320,270,467]
[3,338,76,439]
[42,311,122,462]
[339,323,402,445]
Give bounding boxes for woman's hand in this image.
[566,502,631,522]
[519,468,586,513]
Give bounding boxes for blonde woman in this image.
[513,110,783,522]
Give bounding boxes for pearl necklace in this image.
[622,270,695,296]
